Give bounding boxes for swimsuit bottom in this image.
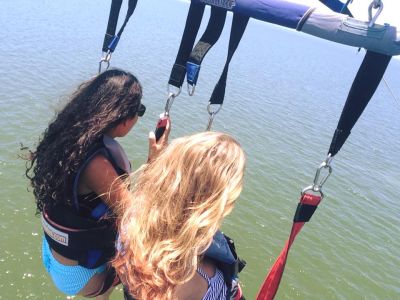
[41,237,106,295]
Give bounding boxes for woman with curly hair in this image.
[26,69,169,299]
[114,131,246,300]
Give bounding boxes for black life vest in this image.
[42,135,131,269]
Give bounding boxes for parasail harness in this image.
[257,1,392,299]
[97,0,395,299]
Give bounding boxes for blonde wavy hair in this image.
[113,131,246,300]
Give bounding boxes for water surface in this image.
[1,0,399,299]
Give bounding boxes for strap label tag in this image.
[42,216,69,246]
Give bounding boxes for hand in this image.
[147,117,171,162]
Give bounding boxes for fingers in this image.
[147,131,156,162]
[148,131,156,147]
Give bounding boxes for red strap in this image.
[256,193,321,300]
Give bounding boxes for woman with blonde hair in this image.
[114,131,246,300]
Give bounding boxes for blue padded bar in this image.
[195,0,311,29]
[234,0,310,29]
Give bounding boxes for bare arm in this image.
[79,154,130,210]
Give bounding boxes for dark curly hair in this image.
[26,69,143,214]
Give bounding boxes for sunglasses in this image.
[137,103,146,117]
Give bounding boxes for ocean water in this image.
[0,0,399,299]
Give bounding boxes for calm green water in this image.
[1,0,399,299]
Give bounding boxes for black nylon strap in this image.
[209,13,249,105]
[188,6,227,66]
[116,0,138,38]
[328,51,391,156]
[168,1,206,88]
[102,0,138,53]
[102,0,123,52]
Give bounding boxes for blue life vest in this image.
[204,231,246,300]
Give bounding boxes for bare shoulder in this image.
[174,269,209,300]
[79,154,123,207]
[80,154,118,187]
[85,154,116,173]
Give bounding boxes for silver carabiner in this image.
[313,160,332,188]
[206,103,222,131]
[164,93,176,116]
[167,84,181,98]
[98,51,112,74]
[187,83,196,96]
[368,0,383,27]
[301,155,333,199]
[160,85,181,118]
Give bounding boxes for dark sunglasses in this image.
[137,103,146,117]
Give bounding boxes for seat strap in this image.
[256,194,321,300]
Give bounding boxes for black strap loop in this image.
[168,1,206,88]
[209,13,249,105]
[328,51,391,156]
[186,6,227,86]
[102,0,138,53]
[102,0,123,52]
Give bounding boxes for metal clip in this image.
[187,83,196,96]
[301,155,333,199]
[98,51,112,74]
[206,104,222,131]
[164,93,176,116]
[167,84,181,99]
[368,0,383,27]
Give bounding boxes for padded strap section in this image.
[293,203,318,222]
[186,6,227,85]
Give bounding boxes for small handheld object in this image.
[155,113,168,142]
